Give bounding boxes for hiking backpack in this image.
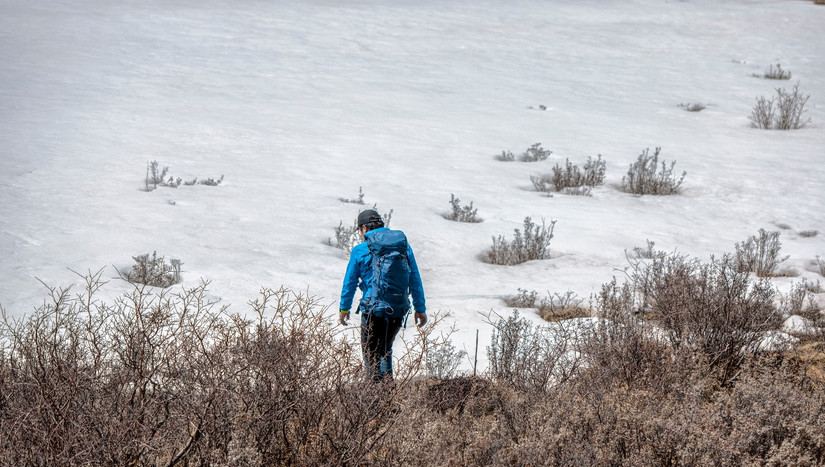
[363,229,412,318]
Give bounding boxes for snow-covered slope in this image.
[2,0,824,359]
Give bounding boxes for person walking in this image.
[339,209,426,382]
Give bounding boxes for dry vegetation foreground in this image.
[1,260,824,465]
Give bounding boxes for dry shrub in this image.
[758,63,792,80]
[540,306,590,322]
[679,102,706,112]
[0,270,437,466]
[537,290,589,322]
[329,218,361,252]
[621,252,781,385]
[425,376,497,416]
[121,251,182,287]
[485,311,582,392]
[621,147,686,195]
[750,82,811,130]
[532,155,606,196]
[444,193,481,223]
[2,267,823,466]
[487,217,556,265]
[735,228,789,277]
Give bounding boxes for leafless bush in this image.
[330,208,393,252]
[486,311,581,392]
[198,175,224,186]
[538,290,588,322]
[586,282,681,389]
[817,256,825,276]
[782,280,814,316]
[750,95,775,129]
[775,83,811,129]
[487,217,556,265]
[0,273,442,465]
[735,228,789,277]
[330,219,361,252]
[750,82,811,130]
[504,288,538,308]
[445,194,481,223]
[498,143,552,162]
[531,171,596,196]
[618,252,782,386]
[519,142,552,162]
[496,150,515,161]
[529,173,553,194]
[120,251,182,288]
[679,102,706,112]
[561,186,592,196]
[144,160,170,191]
[340,186,365,204]
[621,147,686,195]
[504,289,589,321]
[799,230,818,238]
[805,279,823,294]
[630,239,657,259]
[424,376,497,417]
[544,155,606,193]
[0,271,231,465]
[425,327,467,380]
[2,269,823,465]
[144,161,223,190]
[756,63,792,80]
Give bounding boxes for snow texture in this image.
[1,0,824,368]
[783,315,815,335]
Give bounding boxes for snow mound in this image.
[782,315,816,335]
[758,330,799,352]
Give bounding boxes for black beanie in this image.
[357,209,383,227]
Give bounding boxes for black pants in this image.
[360,313,403,382]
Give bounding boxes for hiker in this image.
[339,209,427,382]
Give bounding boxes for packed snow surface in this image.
[2,0,824,365]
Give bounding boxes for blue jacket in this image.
[339,227,426,314]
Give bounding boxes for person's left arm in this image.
[407,245,427,326]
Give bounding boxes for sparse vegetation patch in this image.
[754,63,792,80]
[340,186,365,205]
[781,280,814,316]
[2,259,824,465]
[330,219,361,252]
[444,194,481,223]
[531,155,605,196]
[734,228,789,277]
[679,102,707,112]
[144,160,223,191]
[487,217,556,265]
[629,239,657,259]
[750,82,811,130]
[620,147,686,195]
[538,290,589,322]
[498,143,552,162]
[120,251,182,288]
[329,208,394,252]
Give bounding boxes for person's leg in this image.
[361,314,404,382]
[376,316,403,380]
[361,313,382,381]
